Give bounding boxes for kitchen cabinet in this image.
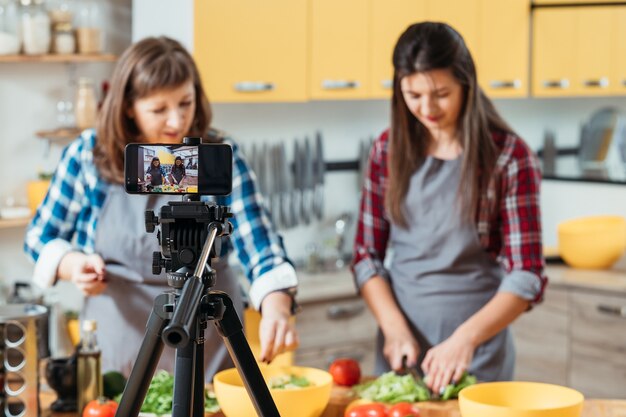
[425,0,480,60]
[533,0,625,4]
[615,7,626,94]
[193,0,308,103]
[478,0,530,98]
[309,0,370,100]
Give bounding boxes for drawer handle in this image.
[489,79,521,89]
[327,351,365,366]
[583,77,609,88]
[597,304,626,318]
[321,79,360,90]
[542,79,570,89]
[621,79,626,87]
[381,79,393,89]
[234,81,275,92]
[327,304,364,320]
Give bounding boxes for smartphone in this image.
[125,143,232,195]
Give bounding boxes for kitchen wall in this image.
[1,0,626,309]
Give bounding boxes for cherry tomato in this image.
[344,403,389,417]
[82,398,118,417]
[388,402,420,417]
[329,358,361,386]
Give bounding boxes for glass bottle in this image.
[75,0,101,54]
[77,319,102,414]
[75,77,97,129]
[0,0,21,55]
[19,0,50,55]
[52,21,74,53]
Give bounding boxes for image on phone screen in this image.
[125,143,232,195]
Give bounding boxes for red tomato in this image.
[388,402,420,417]
[82,398,118,417]
[329,358,361,386]
[344,403,389,417]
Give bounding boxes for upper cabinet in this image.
[309,0,370,100]
[425,0,480,58]
[615,8,626,94]
[193,0,307,103]
[532,5,623,97]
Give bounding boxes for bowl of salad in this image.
[213,365,332,417]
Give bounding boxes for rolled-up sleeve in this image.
[497,137,547,304]
[351,131,391,290]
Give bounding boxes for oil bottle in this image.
[77,319,102,414]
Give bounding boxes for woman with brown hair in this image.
[352,22,546,393]
[25,37,298,379]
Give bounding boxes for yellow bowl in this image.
[459,381,584,417]
[213,365,332,417]
[557,215,626,269]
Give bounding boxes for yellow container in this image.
[459,381,584,417]
[557,215,626,269]
[213,365,332,417]
[27,180,51,214]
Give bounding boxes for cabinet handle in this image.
[582,77,609,88]
[622,79,626,87]
[321,80,360,90]
[542,79,570,89]
[326,304,365,320]
[234,82,275,92]
[326,351,365,366]
[597,304,626,318]
[381,79,393,89]
[489,79,521,89]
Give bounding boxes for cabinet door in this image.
[478,0,529,98]
[193,0,307,103]
[532,8,577,96]
[511,287,569,385]
[369,0,426,99]
[310,0,370,99]
[425,0,480,59]
[534,0,624,4]
[613,7,626,94]
[575,7,612,96]
[569,291,626,399]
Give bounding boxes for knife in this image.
[292,140,302,227]
[301,137,313,225]
[313,131,325,220]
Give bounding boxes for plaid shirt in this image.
[24,129,296,309]
[352,129,547,304]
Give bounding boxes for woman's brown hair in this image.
[94,36,212,183]
[387,22,513,227]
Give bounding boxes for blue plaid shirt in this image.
[24,129,297,309]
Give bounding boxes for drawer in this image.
[296,297,378,349]
[569,291,626,398]
[295,340,377,376]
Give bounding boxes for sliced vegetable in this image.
[439,372,477,400]
[267,374,313,389]
[354,372,430,404]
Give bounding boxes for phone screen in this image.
[125,143,232,195]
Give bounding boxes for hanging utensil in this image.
[301,136,313,225]
[292,140,302,227]
[312,131,325,220]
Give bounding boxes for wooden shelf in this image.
[36,127,82,141]
[0,53,116,63]
[0,217,31,229]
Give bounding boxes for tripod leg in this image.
[210,291,280,417]
[116,293,170,417]
[172,332,197,417]
[194,335,205,417]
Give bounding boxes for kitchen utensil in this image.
[292,140,302,227]
[312,132,325,221]
[213,365,332,417]
[557,215,626,269]
[278,142,293,228]
[459,381,583,417]
[300,137,313,225]
[44,356,77,412]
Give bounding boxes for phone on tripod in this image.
[124,143,232,195]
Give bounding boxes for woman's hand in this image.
[382,322,421,371]
[421,330,476,395]
[58,252,107,296]
[258,291,298,363]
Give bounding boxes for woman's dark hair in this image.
[94,36,213,184]
[151,157,160,166]
[387,22,514,227]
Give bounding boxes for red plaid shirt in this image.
[352,129,547,304]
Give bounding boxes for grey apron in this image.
[378,156,515,382]
[82,186,243,381]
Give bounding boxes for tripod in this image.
[115,200,280,417]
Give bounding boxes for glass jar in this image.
[52,21,73,53]
[75,77,97,130]
[47,0,72,25]
[75,0,101,54]
[0,0,21,55]
[20,0,50,55]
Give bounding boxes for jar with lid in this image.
[47,0,72,26]
[20,0,50,55]
[0,0,21,55]
[52,21,73,53]
[75,77,97,130]
[75,0,101,54]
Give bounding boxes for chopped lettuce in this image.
[440,373,477,400]
[268,374,313,389]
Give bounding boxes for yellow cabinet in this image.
[533,0,624,4]
[310,0,370,99]
[193,0,307,103]
[478,0,530,98]
[532,8,577,97]
[576,7,613,96]
[614,8,626,94]
[369,0,426,99]
[425,0,480,59]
